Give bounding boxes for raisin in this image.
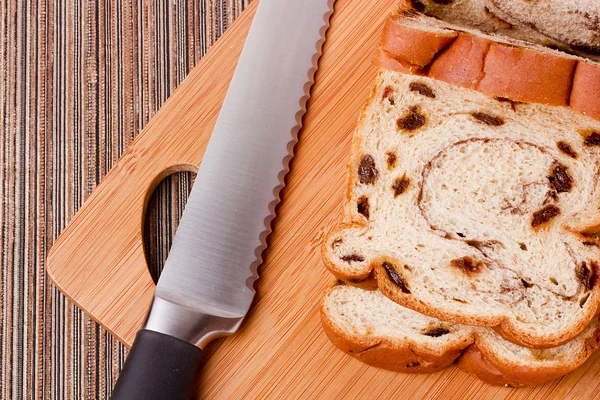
[584,132,600,146]
[531,205,560,228]
[382,262,410,293]
[583,241,599,247]
[409,0,425,12]
[398,106,426,131]
[358,155,378,184]
[576,261,596,291]
[392,176,411,197]
[424,327,450,337]
[557,141,578,158]
[357,196,369,219]
[450,256,484,274]
[519,242,527,251]
[341,254,365,263]
[406,361,421,368]
[386,152,397,169]
[382,86,394,100]
[548,163,573,193]
[409,82,435,98]
[471,112,505,126]
[432,0,453,4]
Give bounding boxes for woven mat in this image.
[0,1,249,398]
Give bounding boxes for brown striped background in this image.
[0,1,248,398]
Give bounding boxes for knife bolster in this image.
[143,296,246,349]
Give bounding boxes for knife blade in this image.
[111,1,335,399]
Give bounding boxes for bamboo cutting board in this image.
[46,1,600,398]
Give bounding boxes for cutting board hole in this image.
[143,171,196,283]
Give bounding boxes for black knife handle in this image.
[111,329,202,400]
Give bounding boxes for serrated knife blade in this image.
[111,1,335,399]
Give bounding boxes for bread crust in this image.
[381,18,457,68]
[429,33,490,89]
[478,43,577,106]
[374,49,421,74]
[571,63,600,121]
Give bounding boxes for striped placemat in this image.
[0,1,249,398]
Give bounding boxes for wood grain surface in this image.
[46,0,600,398]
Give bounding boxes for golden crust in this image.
[571,63,600,121]
[429,33,490,89]
[477,43,577,106]
[373,49,422,74]
[380,18,458,68]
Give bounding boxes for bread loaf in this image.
[322,283,600,386]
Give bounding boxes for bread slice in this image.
[486,0,600,53]
[322,283,600,386]
[414,0,600,58]
[322,65,600,347]
[414,0,554,45]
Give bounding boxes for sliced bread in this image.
[322,67,600,348]
[322,283,600,386]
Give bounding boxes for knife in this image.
[110,1,335,399]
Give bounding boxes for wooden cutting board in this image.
[46,1,600,398]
